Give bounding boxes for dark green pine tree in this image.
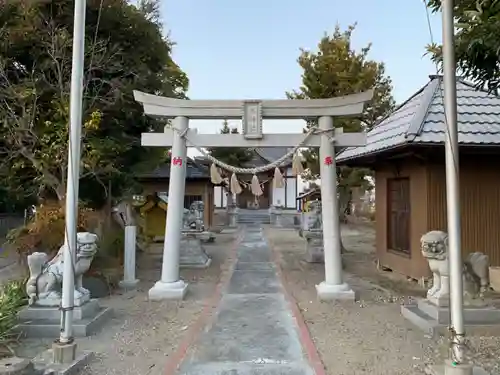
[208,120,253,171]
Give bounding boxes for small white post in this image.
[148,117,189,300]
[315,116,354,300]
[119,225,139,289]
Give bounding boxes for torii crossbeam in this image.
[134,89,373,301]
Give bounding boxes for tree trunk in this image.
[55,184,66,202]
[338,185,351,224]
[338,186,351,254]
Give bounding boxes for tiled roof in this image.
[255,147,291,163]
[194,148,292,169]
[138,158,210,179]
[337,76,500,162]
[240,147,293,168]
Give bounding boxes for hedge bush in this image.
[0,280,27,358]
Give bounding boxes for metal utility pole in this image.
[59,0,86,348]
[442,0,466,365]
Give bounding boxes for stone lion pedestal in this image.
[180,231,212,268]
[303,230,324,263]
[401,230,500,338]
[14,232,112,338]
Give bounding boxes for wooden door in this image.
[387,178,411,255]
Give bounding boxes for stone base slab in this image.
[180,235,212,268]
[0,356,33,375]
[402,298,500,337]
[32,346,94,375]
[199,231,216,243]
[418,299,500,324]
[18,299,100,321]
[304,233,324,263]
[15,300,112,338]
[425,360,489,375]
[33,292,90,308]
[316,282,356,301]
[220,228,238,234]
[148,280,188,300]
[119,279,140,290]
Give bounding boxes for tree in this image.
[426,0,500,93]
[0,0,188,207]
[208,120,253,169]
[287,24,395,216]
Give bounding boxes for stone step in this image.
[417,298,500,324]
[401,302,500,337]
[400,304,438,336]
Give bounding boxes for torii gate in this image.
[134,90,373,301]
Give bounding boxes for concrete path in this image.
[177,225,315,375]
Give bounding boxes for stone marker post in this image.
[119,224,139,289]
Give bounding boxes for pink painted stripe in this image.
[268,229,327,375]
[164,232,243,375]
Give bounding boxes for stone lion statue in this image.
[25,232,99,307]
[186,201,204,230]
[421,230,490,306]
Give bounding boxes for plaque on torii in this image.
[133,89,373,302]
[242,101,263,139]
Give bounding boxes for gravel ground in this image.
[265,224,500,375]
[14,232,237,375]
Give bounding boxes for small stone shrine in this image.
[401,230,500,336]
[15,232,112,338]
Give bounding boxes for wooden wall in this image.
[426,156,500,267]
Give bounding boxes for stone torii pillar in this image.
[134,90,373,301]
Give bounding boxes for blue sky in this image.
[161,0,442,136]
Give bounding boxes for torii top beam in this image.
[133,90,374,119]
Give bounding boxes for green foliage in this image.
[0,280,27,357]
[94,225,124,269]
[89,224,124,289]
[0,0,188,206]
[287,24,394,183]
[208,120,253,174]
[426,0,500,92]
